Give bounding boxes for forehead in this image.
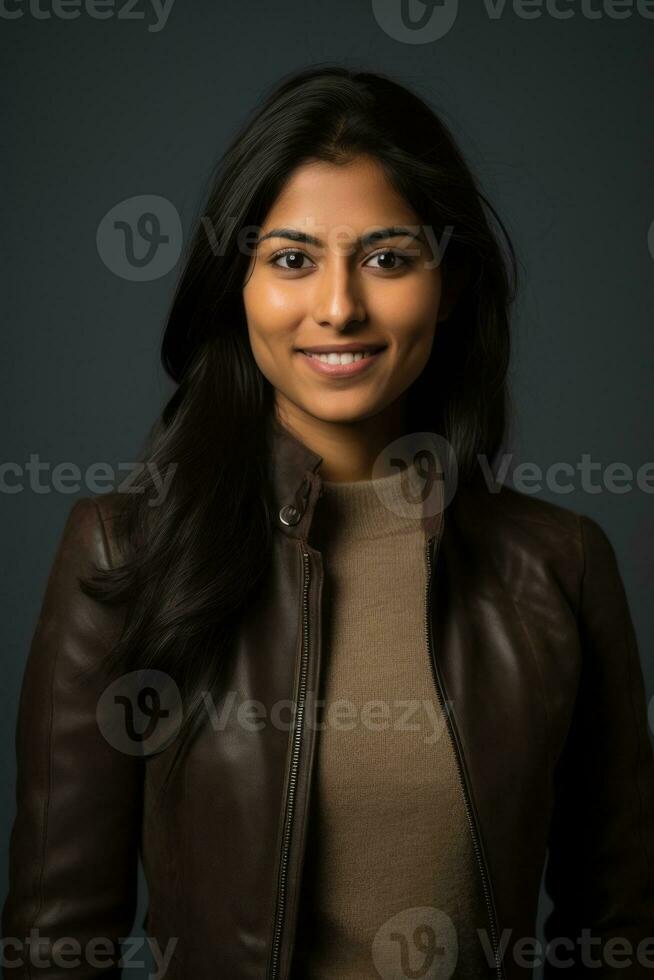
[262,155,420,233]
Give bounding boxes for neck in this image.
[274,395,409,482]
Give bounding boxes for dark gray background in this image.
[2,1,653,975]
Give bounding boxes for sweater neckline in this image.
[314,460,430,541]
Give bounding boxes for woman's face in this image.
[242,154,447,429]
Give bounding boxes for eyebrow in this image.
[256,225,423,248]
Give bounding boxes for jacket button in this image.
[279,504,301,526]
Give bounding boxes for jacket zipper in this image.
[269,548,311,980]
[424,534,505,980]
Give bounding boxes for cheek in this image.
[243,287,304,392]
[243,278,305,351]
[381,300,440,356]
[371,272,442,332]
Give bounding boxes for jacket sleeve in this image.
[2,497,143,978]
[543,514,654,976]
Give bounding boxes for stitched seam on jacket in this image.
[24,505,89,978]
[574,514,586,621]
[25,628,56,980]
[483,545,555,779]
[581,515,654,921]
[92,498,115,571]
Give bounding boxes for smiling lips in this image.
[296,344,387,377]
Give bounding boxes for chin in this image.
[304,403,381,426]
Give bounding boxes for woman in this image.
[3,65,654,980]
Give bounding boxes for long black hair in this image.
[83,63,517,793]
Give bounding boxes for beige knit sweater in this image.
[289,461,491,979]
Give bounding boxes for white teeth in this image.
[304,350,376,364]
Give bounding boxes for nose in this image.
[312,258,367,330]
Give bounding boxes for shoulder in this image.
[55,492,128,575]
[458,476,611,548]
[452,478,620,605]
[23,496,129,680]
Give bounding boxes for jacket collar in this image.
[270,416,445,542]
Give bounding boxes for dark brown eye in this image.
[271,250,311,270]
[365,250,409,270]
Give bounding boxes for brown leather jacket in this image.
[4,420,654,979]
